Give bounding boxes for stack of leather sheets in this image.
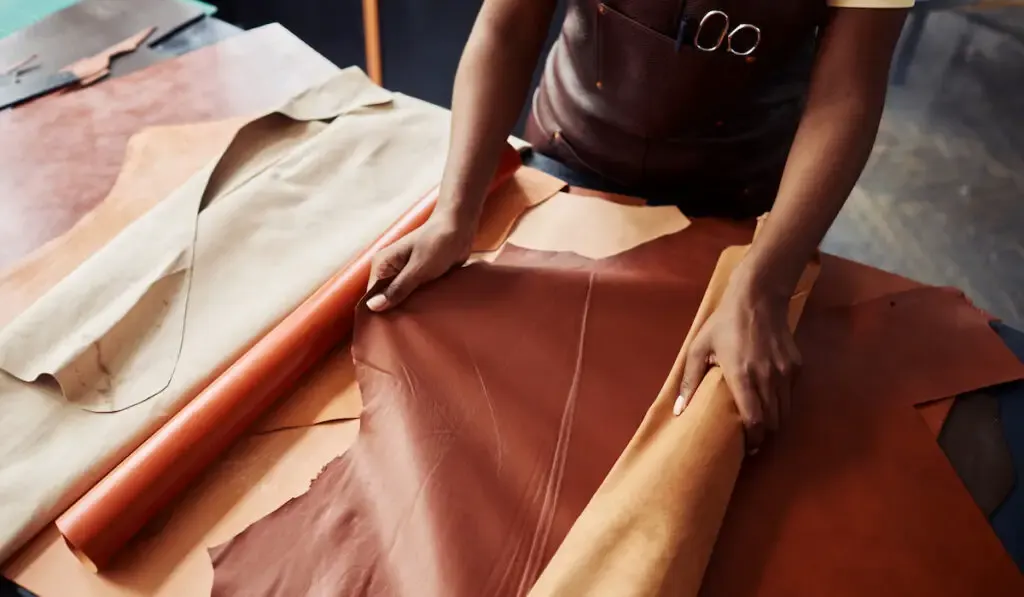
[2,24,1023,597]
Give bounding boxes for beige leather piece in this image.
[528,244,820,597]
[4,422,359,597]
[507,192,690,260]
[0,69,455,562]
[0,118,247,330]
[0,117,361,432]
[0,67,394,414]
[0,117,329,412]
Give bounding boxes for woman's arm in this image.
[739,7,909,299]
[437,0,558,223]
[368,0,556,310]
[677,8,909,449]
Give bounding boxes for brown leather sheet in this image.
[0,23,337,269]
[209,220,1024,596]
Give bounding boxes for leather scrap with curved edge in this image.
[472,168,567,252]
[505,192,690,260]
[209,218,1024,597]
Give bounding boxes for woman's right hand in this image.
[365,208,479,312]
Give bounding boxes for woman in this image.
[366,0,911,450]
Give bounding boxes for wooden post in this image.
[362,0,383,85]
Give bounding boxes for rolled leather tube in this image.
[55,144,523,571]
[528,241,820,597]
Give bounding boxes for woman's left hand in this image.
[674,269,800,453]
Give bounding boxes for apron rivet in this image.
[596,80,603,89]
[746,56,756,64]
[598,4,606,14]
[553,130,562,140]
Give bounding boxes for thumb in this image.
[366,241,414,312]
[374,256,427,310]
[674,332,712,416]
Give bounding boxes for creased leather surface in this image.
[0,23,338,270]
[210,219,1024,596]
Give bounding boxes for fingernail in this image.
[673,394,686,416]
[366,295,387,311]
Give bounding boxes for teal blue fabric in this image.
[0,0,215,41]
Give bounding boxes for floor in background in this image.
[825,7,1024,329]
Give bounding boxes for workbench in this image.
[1,19,1023,597]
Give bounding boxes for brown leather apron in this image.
[525,0,827,216]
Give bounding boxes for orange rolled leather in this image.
[55,144,523,571]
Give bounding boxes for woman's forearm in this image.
[436,0,557,224]
[739,8,909,297]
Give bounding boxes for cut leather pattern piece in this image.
[0,68,391,413]
[0,70,456,562]
[468,191,687,265]
[471,167,567,252]
[505,192,690,259]
[209,220,1024,596]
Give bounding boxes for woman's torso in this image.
[526,0,827,216]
